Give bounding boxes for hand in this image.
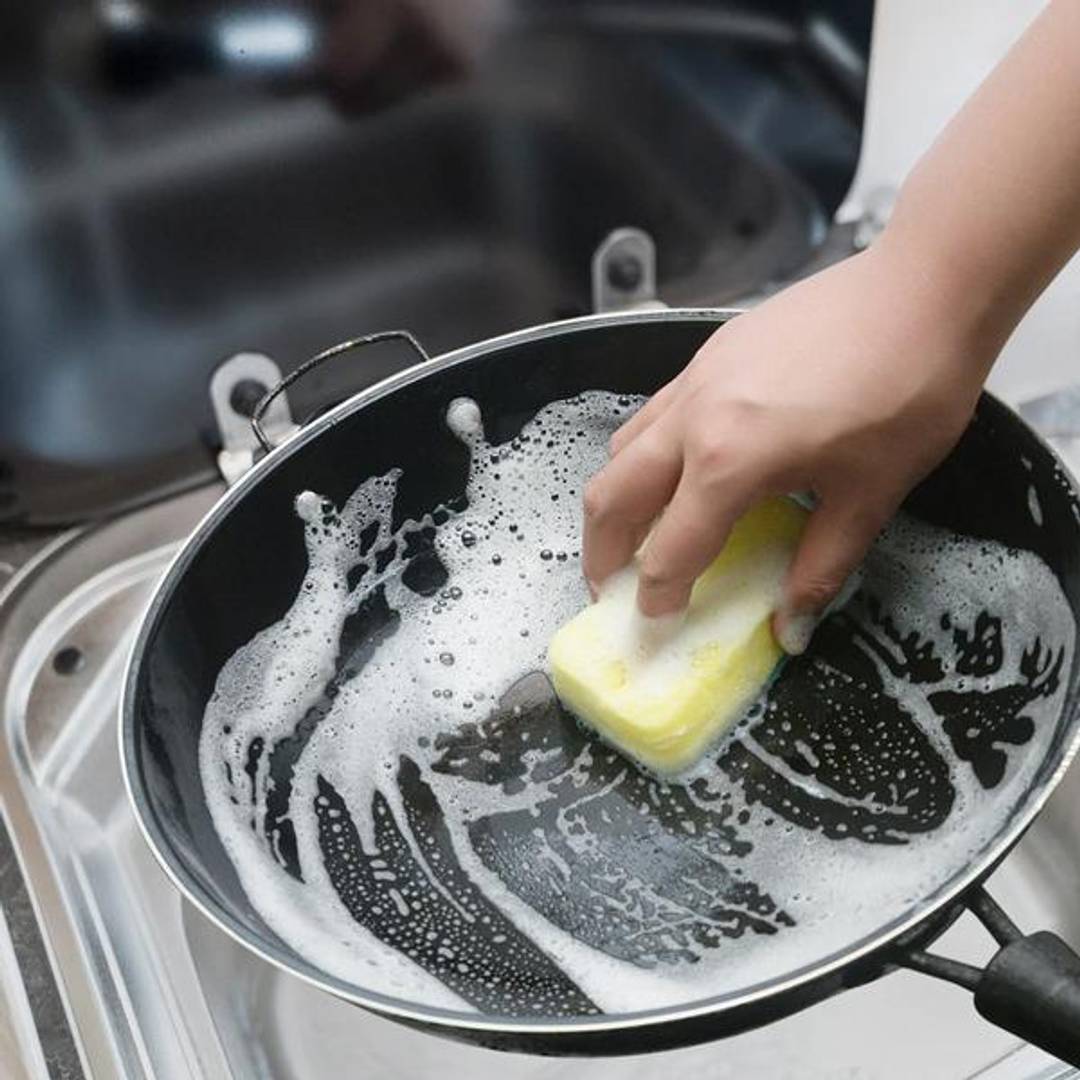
[581,243,997,652]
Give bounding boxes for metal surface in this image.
[0,471,1076,1075]
[591,228,663,314]
[251,331,429,453]
[0,10,857,525]
[0,490,229,1079]
[974,1046,1076,1080]
[1020,388,1080,441]
[210,353,296,485]
[118,306,1080,1056]
[0,816,63,1079]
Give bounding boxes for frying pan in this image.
[121,309,1080,1062]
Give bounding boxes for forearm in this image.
[878,0,1080,367]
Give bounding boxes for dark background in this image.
[0,1,873,522]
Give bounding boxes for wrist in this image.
[869,213,1013,383]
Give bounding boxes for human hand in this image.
[581,244,999,653]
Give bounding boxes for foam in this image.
[199,391,1075,1017]
[582,539,791,701]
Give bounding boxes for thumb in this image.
[774,496,893,655]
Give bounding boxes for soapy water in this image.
[199,391,1075,1017]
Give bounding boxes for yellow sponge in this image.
[548,497,808,774]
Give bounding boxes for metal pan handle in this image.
[897,885,1080,1067]
[251,330,430,453]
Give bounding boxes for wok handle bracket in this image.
[251,330,430,453]
[591,228,666,314]
[896,885,1080,1067]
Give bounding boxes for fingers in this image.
[609,376,683,458]
[774,495,894,654]
[612,325,737,457]
[581,419,683,594]
[635,473,759,616]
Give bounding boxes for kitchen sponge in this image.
[548,497,808,774]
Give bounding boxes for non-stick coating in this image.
[123,312,1080,1053]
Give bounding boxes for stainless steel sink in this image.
[0,465,1078,1078]
[0,28,828,524]
[115,38,818,332]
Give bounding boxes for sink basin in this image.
[0,32,822,523]
[0,477,1077,1079]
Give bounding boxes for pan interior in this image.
[194,387,1077,1021]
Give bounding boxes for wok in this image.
[122,309,1080,1061]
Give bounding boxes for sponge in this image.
[548,497,808,774]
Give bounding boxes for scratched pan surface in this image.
[122,311,1080,1054]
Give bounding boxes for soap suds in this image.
[199,391,1075,1019]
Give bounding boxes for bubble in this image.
[199,390,1075,1022]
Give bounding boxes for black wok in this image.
[122,309,1080,1061]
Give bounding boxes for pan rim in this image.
[119,306,1080,1040]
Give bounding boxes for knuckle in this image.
[688,402,762,469]
[791,575,842,612]
[833,499,893,548]
[722,396,760,422]
[637,558,675,593]
[857,502,894,537]
[582,478,610,522]
[689,432,736,475]
[638,442,677,478]
[714,397,763,432]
